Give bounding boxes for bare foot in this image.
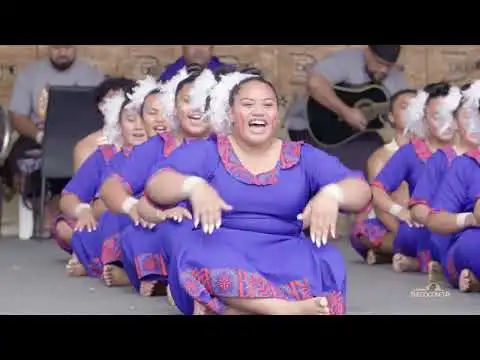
[366,249,377,265]
[366,249,392,265]
[166,285,176,306]
[392,253,419,273]
[103,265,130,287]
[428,261,444,284]
[193,301,210,315]
[459,269,480,292]
[292,297,330,315]
[66,256,86,277]
[139,280,167,297]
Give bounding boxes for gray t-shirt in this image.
[285,48,409,131]
[9,58,105,126]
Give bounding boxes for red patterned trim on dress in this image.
[121,145,133,157]
[351,220,388,248]
[135,253,168,279]
[409,198,429,208]
[159,132,179,157]
[101,235,122,265]
[90,257,103,278]
[410,138,433,162]
[99,144,118,161]
[447,254,459,287]
[465,148,480,166]
[180,267,345,315]
[417,250,432,273]
[439,145,457,166]
[216,134,303,186]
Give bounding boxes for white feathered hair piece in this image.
[436,86,462,135]
[461,80,480,135]
[404,90,429,138]
[158,67,189,123]
[125,75,161,111]
[102,92,125,146]
[188,68,217,114]
[206,72,259,134]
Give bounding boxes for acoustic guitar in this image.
[306,83,392,148]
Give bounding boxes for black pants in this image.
[288,129,384,175]
[1,135,69,198]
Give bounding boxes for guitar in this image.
[306,83,392,148]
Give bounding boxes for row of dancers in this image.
[52,63,372,315]
[351,81,480,293]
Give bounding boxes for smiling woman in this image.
[144,66,372,315]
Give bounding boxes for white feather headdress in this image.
[158,67,189,123]
[461,80,480,135]
[206,72,259,134]
[188,69,217,114]
[404,90,428,138]
[102,92,125,146]
[436,86,462,135]
[125,75,161,111]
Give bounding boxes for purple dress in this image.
[69,147,133,277]
[101,132,179,268]
[408,146,457,267]
[426,150,480,287]
[150,134,363,315]
[364,138,433,270]
[52,144,118,254]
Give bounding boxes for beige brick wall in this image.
[3,45,480,116]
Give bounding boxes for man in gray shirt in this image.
[285,45,409,172]
[4,45,104,233]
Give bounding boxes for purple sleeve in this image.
[410,151,446,207]
[301,144,363,197]
[159,139,217,179]
[116,137,164,196]
[63,149,105,203]
[101,152,126,185]
[373,144,412,193]
[430,161,468,213]
[159,58,184,82]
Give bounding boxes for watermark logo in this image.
[410,282,451,298]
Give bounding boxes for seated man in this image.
[5,45,104,235]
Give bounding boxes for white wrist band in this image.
[181,176,206,197]
[35,131,44,144]
[321,184,344,204]
[389,204,403,217]
[121,197,138,214]
[456,213,471,227]
[75,203,91,216]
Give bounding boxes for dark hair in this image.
[94,76,136,106]
[424,82,451,103]
[139,88,161,117]
[210,65,277,107]
[388,88,417,113]
[174,63,204,100]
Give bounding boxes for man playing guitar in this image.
[286,45,409,172]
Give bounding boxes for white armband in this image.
[456,213,471,228]
[388,203,403,217]
[121,196,138,214]
[75,203,91,216]
[321,184,345,204]
[181,176,206,198]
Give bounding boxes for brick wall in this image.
[2,45,480,115]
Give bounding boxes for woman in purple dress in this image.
[52,77,136,253]
[66,90,149,276]
[371,83,461,274]
[409,83,477,280]
[418,81,480,291]
[350,89,415,265]
[99,64,210,288]
[144,68,371,315]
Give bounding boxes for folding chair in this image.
[36,86,104,238]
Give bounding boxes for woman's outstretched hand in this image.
[298,192,339,248]
[189,182,233,234]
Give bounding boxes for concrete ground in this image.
[2,195,480,315]
[0,235,479,315]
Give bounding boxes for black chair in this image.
[36,86,104,238]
